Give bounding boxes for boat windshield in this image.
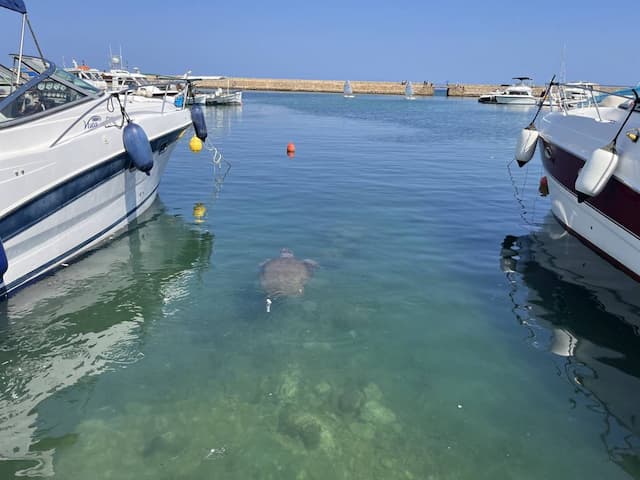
[0,55,101,125]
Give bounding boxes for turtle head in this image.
[280,248,294,258]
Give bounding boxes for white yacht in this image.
[492,77,538,105]
[0,0,208,298]
[100,53,181,97]
[515,82,640,279]
[65,59,108,91]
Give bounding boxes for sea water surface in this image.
[1,92,640,479]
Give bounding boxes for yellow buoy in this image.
[193,202,206,223]
[189,135,203,153]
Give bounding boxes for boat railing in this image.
[545,82,639,115]
[49,89,128,147]
[50,82,187,148]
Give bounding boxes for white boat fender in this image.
[515,75,556,167]
[515,125,539,167]
[0,237,8,285]
[574,146,619,203]
[123,122,154,175]
[190,105,208,141]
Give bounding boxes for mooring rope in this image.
[506,157,543,227]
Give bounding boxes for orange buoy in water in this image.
[286,143,295,154]
[538,176,549,197]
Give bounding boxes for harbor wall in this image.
[194,78,624,98]
[195,78,436,96]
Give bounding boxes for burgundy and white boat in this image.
[514,83,640,279]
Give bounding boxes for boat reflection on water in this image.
[500,214,640,474]
[0,201,213,477]
[207,103,242,133]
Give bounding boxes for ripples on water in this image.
[1,93,639,479]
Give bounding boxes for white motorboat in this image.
[205,87,242,105]
[64,59,108,91]
[186,92,207,105]
[478,86,507,104]
[514,81,640,280]
[343,80,354,98]
[101,52,181,97]
[0,0,209,298]
[492,77,538,105]
[102,68,181,98]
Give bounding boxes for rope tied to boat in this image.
[105,92,130,129]
[204,139,224,166]
[506,157,544,228]
[199,139,231,199]
[115,93,131,126]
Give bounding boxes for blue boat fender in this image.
[123,122,154,175]
[190,105,208,141]
[0,237,8,284]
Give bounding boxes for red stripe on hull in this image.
[539,138,640,239]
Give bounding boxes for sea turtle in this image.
[260,248,318,306]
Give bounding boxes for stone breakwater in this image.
[194,78,549,97]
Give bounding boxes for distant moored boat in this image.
[343,80,354,98]
[405,81,416,100]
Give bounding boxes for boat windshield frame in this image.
[0,55,103,128]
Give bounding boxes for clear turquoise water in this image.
[1,92,640,479]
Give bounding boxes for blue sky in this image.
[0,0,634,86]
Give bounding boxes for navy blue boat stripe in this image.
[0,127,186,241]
[3,183,160,295]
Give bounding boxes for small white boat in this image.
[186,92,207,105]
[343,80,354,98]
[0,1,208,297]
[405,81,416,100]
[205,87,242,105]
[486,77,538,105]
[514,82,640,279]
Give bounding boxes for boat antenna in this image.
[559,44,567,84]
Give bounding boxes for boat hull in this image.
[478,95,497,104]
[205,91,242,105]
[494,95,537,105]
[0,129,187,296]
[539,138,640,280]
